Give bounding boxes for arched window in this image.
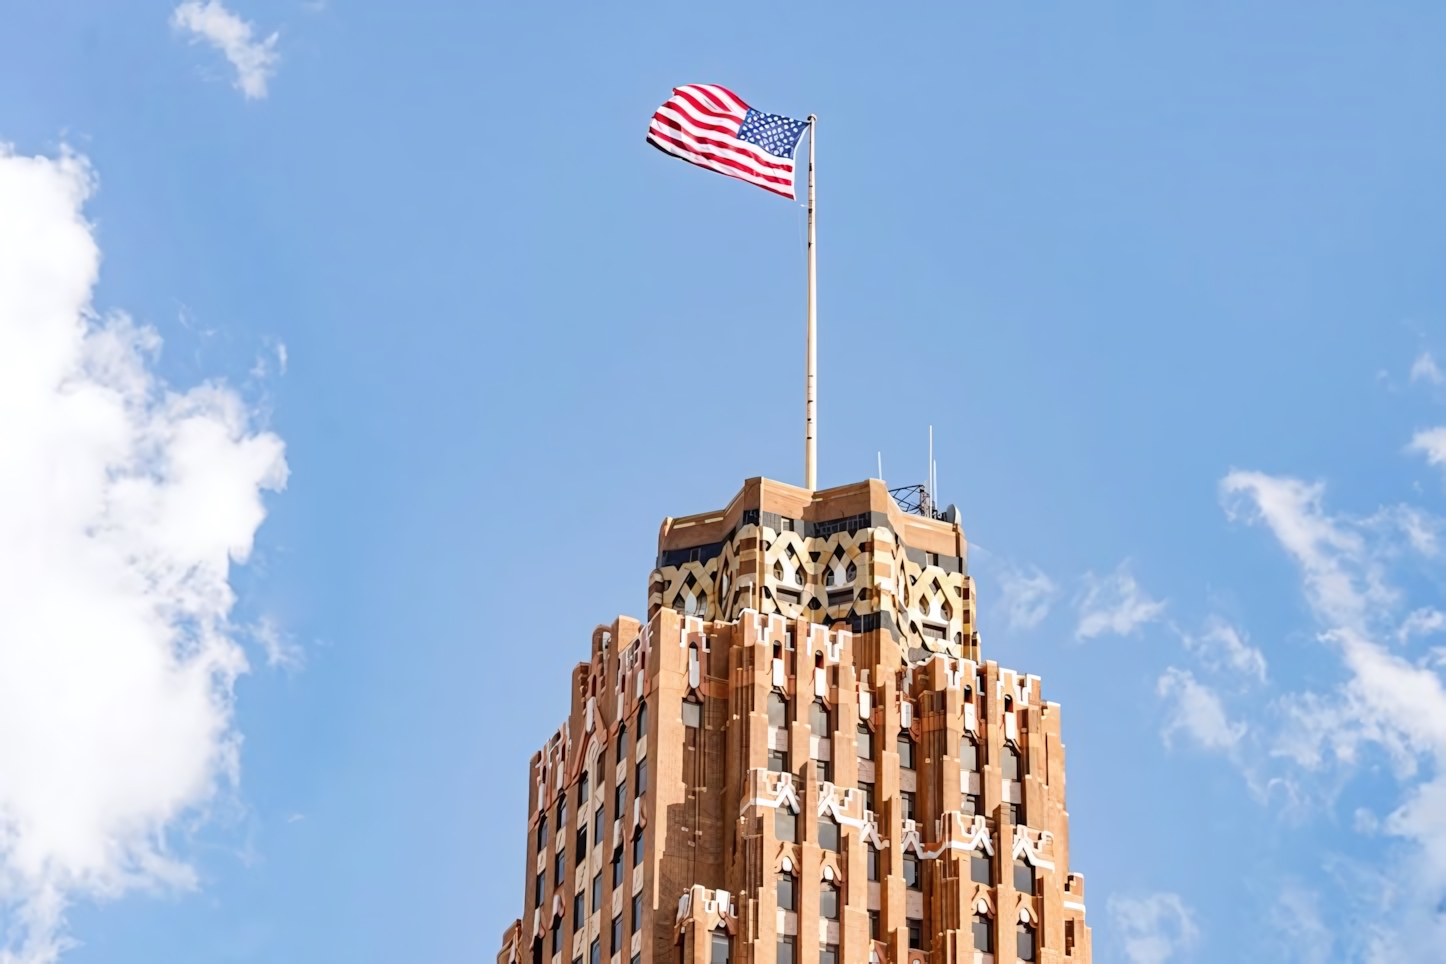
[768,691,789,727]
[793,567,804,587]
[809,699,831,735]
[820,880,839,920]
[579,772,590,805]
[637,701,648,736]
[1014,857,1035,895]
[616,724,627,765]
[536,814,548,852]
[1017,923,1036,962]
[846,561,857,582]
[818,814,839,852]
[941,600,953,620]
[903,854,920,890]
[971,914,993,954]
[960,737,979,772]
[824,567,836,587]
[710,928,731,964]
[1002,745,1022,780]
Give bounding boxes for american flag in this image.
[647,85,810,200]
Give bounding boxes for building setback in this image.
[496,477,1091,964]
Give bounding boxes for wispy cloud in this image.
[1180,617,1267,682]
[1410,351,1444,385]
[1158,667,1246,751]
[1408,427,1446,481]
[1108,893,1199,964]
[0,147,287,962]
[994,564,1057,631]
[171,1,279,99]
[1076,562,1166,639]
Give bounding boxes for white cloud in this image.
[1075,562,1166,639]
[250,617,302,671]
[1408,427,1446,481]
[0,147,286,962]
[1108,893,1199,964]
[1158,667,1246,750]
[1272,885,1333,964]
[994,564,1057,631]
[171,1,279,100]
[1181,617,1267,681]
[1410,351,1444,385]
[1399,607,1446,644]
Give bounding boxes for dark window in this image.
[809,700,830,735]
[901,791,916,821]
[631,892,642,931]
[777,874,795,911]
[638,701,648,736]
[971,853,993,885]
[1010,803,1025,827]
[768,750,789,773]
[774,807,797,842]
[683,699,702,728]
[635,758,648,797]
[907,919,922,950]
[898,735,915,770]
[768,691,789,727]
[535,871,545,908]
[579,772,590,805]
[1014,859,1035,895]
[861,782,875,813]
[960,739,978,772]
[611,847,623,887]
[554,849,565,887]
[1003,746,1022,780]
[818,814,840,852]
[594,807,605,852]
[869,911,880,940]
[537,815,548,852]
[777,937,795,964]
[814,760,831,784]
[551,919,562,955]
[558,798,568,832]
[903,854,920,890]
[573,890,585,930]
[820,945,838,964]
[1065,920,1076,954]
[591,872,601,912]
[963,794,980,816]
[867,845,879,881]
[610,915,622,954]
[632,829,644,866]
[972,915,993,954]
[857,725,873,760]
[589,938,601,964]
[617,724,628,765]
[820,882,839,920]
[710,931,730,964]
[614,781,626,818]
[576,824,587,861]
[1017,924,1036,962]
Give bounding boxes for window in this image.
[869,911,879,940]
[1010,803,1025,827]
[535,871,545,908]
[632,829,644,866]
[809,700,830,735]
[777,936,795,964]
[591,872,602,913]
[611,847,623,887]
[610,915,623,954]
[1065,920,1076,954]
[554,848,565,887]
[820,945,838,964]
[814,760,831,784]
[617,724,628,765]
[824,567,836,588]
[710,931,730,964]
[867,845,879,881]
[971,853,993,885]
[551,918,563,955]
[594,807,605,852]
[768,750,789,773]
[971,915,993,954]
[856,725,872,760]
[576,824,587,861]
[963,793,980,817]
[777,874,795,911]
[1017,923,1037,962]
[573,890,585,930]
[614,781,626,820]
[774,806,797,842]
[860,782,875,813]
[773,561,784,581]
[793,567,804,586]
[635,758,648,797]
[903,854,920,890]
[1003,745,1022,780]
[907,918,922,950]
[846,561,857,582]
[1014,859,1035,895]
[683,698,702,728]
[818,814,839,852]
[898,735,915,770]
[589,938,601,964]
[960,738,978,772]
[558,798,568,831]
[579,772,590,805]
[820,881,839,920]
[637,701,648,736]
[901,791,916,821]
[631,892,642,931]
[768,691,789,727]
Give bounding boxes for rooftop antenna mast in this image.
[804,114,818,490]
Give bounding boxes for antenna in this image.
[927,426,934,513]
[877,452,883,481]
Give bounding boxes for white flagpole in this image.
[805,114,818,491]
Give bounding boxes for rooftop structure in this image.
[496,477,1092,964]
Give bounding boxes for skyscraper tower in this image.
[495,477,1091,964]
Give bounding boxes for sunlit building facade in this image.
[496,477,1091,964]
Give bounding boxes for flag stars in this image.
[738,110,809,159]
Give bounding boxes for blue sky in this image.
[2,2,1446,962]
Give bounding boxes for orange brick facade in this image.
[496,478,1091,964]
